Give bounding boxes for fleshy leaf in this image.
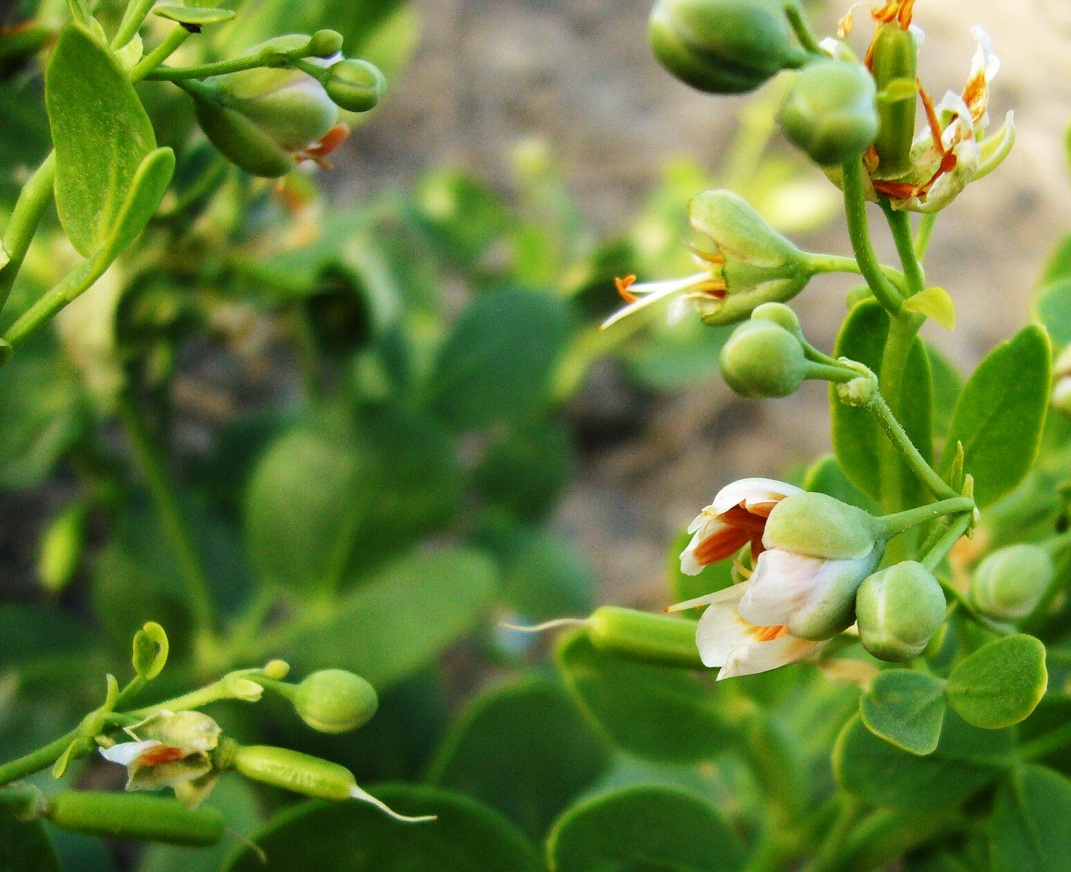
[945,634,1047,729]
[990,764,1071,872]
[132,621,169,681]
[903,286,956,330]
[153,5,236,25]
[860,669,947,756]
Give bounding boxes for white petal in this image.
[719,636,825,680]
[738,549,826,627]
[679,519,732,575]
[100,740,161,766]
[694,584,752,668]
[710,478,801,516]
[968,26,999,83]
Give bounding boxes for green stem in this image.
[115,388,217,649]
[784,3,824,55]
[125,681,232,720]
[881,202,926,295]
[112,0,157,49]
[840,156,904,316]
[66,0,92,27]
[0,731,79,786]
[144,53,288,81]
[922,512,974,571]
[914,213,937,261]
[867,392,958,502]
[879,497,975,540]
[805,252,908,295]
[0,152,56,318]
[129,27,192,84]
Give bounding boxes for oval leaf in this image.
[1034,276,1071,348]
[945,634,1047,729]
[860,669,947,756]
[991,765,1071,872]
[903,286,956,330]
[937,325,1051,508]
[425,287,571,430]
[46,24,155,256]
[554,630,733,764]
[266,548,497,690]
[830,300,934,507]
[132,621,169,680]
[547,785,745,872]
[154,5,236,25]
[833,711,1013,808]
[223,786,542,872]
[426,676,610,841]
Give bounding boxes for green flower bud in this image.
[763,491,881,560]
[720,320,807,398]
[47,792,224,846]
[308,30,345,58]
[292,669,379,734]
[869,21,918,179]
[778,60,879,166]
[187,67,339,177]
[749,302,802,336]
[856,561,946,661]
[325,59,386,113]
[648,0,809,95]
[971,545,1054,621]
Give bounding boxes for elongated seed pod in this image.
[232,745,355,800]
[870,22,918,178]
[588,606,704,668]
[47,792,224,845]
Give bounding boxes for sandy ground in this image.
[337,0,1071,604]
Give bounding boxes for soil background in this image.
[338,0,1071,605]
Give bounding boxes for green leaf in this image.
[473,420,575,523]
[484,526,595,621]
[938,325,1051,508]
[425,287,572,430]
[990,765,1071,872]
[859,669,947,756]
[0,334,84,487]
[926,343,963,440]
[245,408,461,593]
[46,24,156,256]
[1038,235,1071,287]
[554,630,734,764]
[833,710,1013,808]
[223,786,543,872]
[801,454,879,512]
[1035,278,1071,347]
[426,676,610,842]
[830,300,934,507]
[546,784,745,872]
[268,548,497,690]
[903,287,955,330]
[96,147,175,264]
[945,634,1047,729]
[0,809,60,872]
[153,5,236,25]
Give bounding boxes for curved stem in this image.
[921,512,974,571]
[144,53,288,81]
[804,252,908,295]
[112,0,156,49]
[881,203,926,295]
[784,3,824,55]
[914,213,937,261]
[0,153,56,319]
[0,731,80,786]
[115,388,218,650]
[867,392,957,502]
[840,157,904,316]
[875,313,925,515]
[129,27,192,84]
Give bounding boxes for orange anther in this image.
[614,275,638,303]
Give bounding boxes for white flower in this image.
[601,254,728,331]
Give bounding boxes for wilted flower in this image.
[99,711,221,808]
[671,484,884,679]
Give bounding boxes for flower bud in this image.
[856,561,946,661]
[648,0,808,95]
[188,67,339,177]
[970,545,1054,621]
[869,21,918,179]
[292,669,379,734]
[719,320,808,398]
[308,30,344,58]
[764,491,881,560]
[749,302,802,336]
[325,59,386,113]
[778,60,879,166]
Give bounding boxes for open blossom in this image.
[99,711,221,808]
[865,18,1014,212]
[671,482,883,679]
[601,191,815,330]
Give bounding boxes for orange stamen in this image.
[694,528,750,566]
[919,83,945,152]
[752,624,790,643]
[614,275,638,303]
[137,745,189,766]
